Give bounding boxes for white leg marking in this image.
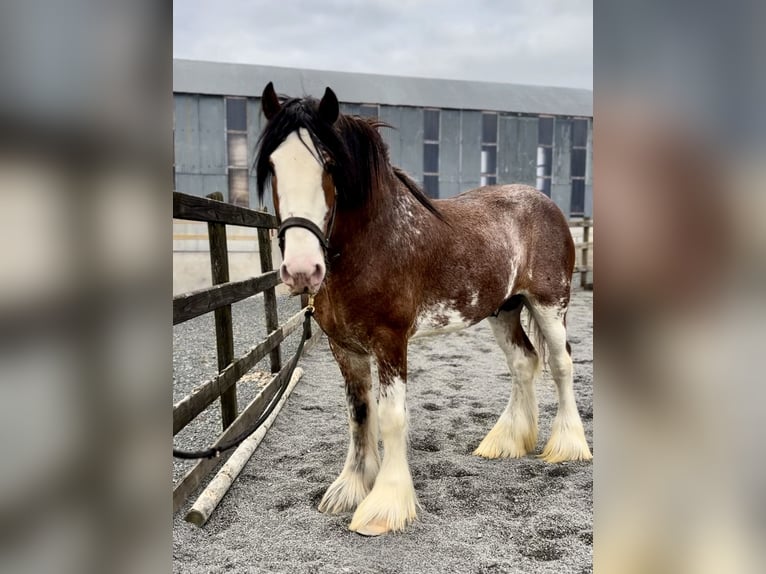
[474,316,540,458]
[531,304,592,462]
[318,388,380,514]
[349,378,418,535]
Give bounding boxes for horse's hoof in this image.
[351,518,390,537]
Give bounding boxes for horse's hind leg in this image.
[318,341,380,514]
[474,302,540,458]
[527,300,592,462]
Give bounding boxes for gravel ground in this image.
[173,290,593,574]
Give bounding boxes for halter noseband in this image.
[276,191,338,258]
[277,217,328,253]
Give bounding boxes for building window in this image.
[570,117,588,215]
[480,112,498,186]
[536,115,554,196]
[359,104,379,118]
[423,109,440,198]
[226,97,249,207]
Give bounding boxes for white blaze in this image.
[271,128,328,265]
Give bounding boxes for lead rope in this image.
[172,299,314,460]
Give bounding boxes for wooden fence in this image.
[172,191,316,514]
[569,217,594,289]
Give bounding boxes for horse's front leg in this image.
[349,333,418,536]
[318,340,380,514]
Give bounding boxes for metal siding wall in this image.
[174,94,200,174]
[198,96,226,175]
[460,110,482,190]
[201,175,228,199]
[398,107,424,181]
[379,106,402,167]
[340,103,360,116]
[439,110,461,198]
[498,116,538,186]
[551,118,572,216]
[174,173,202,196]
[552,118,572,183]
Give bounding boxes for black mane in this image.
[255,95,442,219]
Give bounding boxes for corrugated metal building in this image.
[173,59,593,218]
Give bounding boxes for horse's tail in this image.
[522,305,547,373]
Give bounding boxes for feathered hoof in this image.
[472,423,536,459]
[538,426,592,463]
[352,518,390,537]
[318,471,372,515]
[348,483,418,536]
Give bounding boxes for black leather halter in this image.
[277,217,328,254]
[276,193,338,257]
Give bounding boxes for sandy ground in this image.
[173,290,592,574]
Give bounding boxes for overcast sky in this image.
[174,0,592,90]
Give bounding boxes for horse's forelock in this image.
[255,97,348,201]
[255,95,441,219]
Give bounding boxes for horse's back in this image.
[436,184,572,250]
[434,184,575,306]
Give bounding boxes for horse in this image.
[255,82,592,536]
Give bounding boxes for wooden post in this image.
[580,216,591,288]
[257,223,281,373]
[206,192,237,429]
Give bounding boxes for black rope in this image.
[172,308,313,460]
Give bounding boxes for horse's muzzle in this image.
[280,261,325,295]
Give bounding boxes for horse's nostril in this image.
[311,263,325,281]
[280,263,292,284]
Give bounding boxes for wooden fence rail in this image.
[172,191,317,515]
[568,216,593,289]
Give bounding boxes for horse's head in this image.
[255,82,341,295]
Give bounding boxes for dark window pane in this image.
[481,145,496,174]
[572,119,588,148]
[423,175,439,199]
[424,109,440,141]
[482,113,497,143]
[541,147,552,176]
[226,98,247,131]
[570,179,585,215]
[538,116,554,146]
[486,176,497,186]
[360,105,378,118]
[541,178,551,197]
[423,143,439,173]
[571,148,587,178]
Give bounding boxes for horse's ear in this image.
[262,82,281,120]
[318,87,339,124]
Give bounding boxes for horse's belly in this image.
[410,302,475,340]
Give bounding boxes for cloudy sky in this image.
[174,0,592,90]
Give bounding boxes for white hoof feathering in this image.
[539,412,592,463]
[318,465,378,514]
[349,377,418,536]
[348,473,419,536]
[473,413,538,459]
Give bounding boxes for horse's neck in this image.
[331,175,435,266]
